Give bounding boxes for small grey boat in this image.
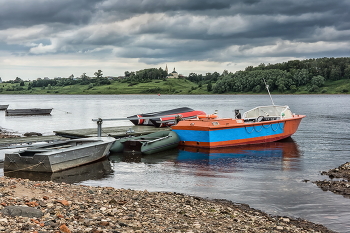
[5,108,53,116]
[4,137,116,173]
[0,105,9,110]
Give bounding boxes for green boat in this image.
[110,130,180,155]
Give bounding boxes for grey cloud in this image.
[0,0,101,29]
[1,0,350,67]
[99,0,234,14]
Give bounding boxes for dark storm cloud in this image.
[99,0,234,14]
[0,0,101,29]
[1,0,350,66]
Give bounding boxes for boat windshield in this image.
[243,105,292,119]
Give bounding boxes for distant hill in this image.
[1,57,349,94]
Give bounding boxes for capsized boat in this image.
[110,130,180,154]
[4,137,116,172]
[127,107,205,127]
[171,105,305,148]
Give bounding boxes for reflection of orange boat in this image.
[177,139,301,171]
[179,138,300,159]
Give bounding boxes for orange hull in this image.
[172,115,305,148]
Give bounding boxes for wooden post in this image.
[97,118,103,137]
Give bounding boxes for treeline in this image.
[123,68,168,84]
[3,57,350,94]
[8,71,112,90]
[212,57,350,93]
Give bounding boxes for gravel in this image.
[0,176,335,233]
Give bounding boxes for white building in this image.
[167,67,179,78]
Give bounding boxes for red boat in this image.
[128,107,206,127]
[149,110,207,127]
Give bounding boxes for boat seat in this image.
[127,139,151,142]
[139,137,160,140]
[19,149,51,156]
[25,149,51,152]
[44,144,72,150]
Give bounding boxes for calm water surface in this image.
[0,94,349,232]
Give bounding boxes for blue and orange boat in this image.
[171,105,305,148]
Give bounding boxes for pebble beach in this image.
[0,176,335,233]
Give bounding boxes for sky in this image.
[1,0,350,81]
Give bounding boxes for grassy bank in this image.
[0,78,349,95]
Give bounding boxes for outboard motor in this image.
[234,109,241,119]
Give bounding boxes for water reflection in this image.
[4,159,113,184]
[176,138,301,174]
[109,138,301,173]
[109,148,179,164]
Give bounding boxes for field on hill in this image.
[0,78,349,95]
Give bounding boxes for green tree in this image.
[14,77,22,83]
[311,75,325,87]
[290,85,297,93]
[329,66,341,80]
[207,82,212,92]
[94,70,103,78]
[344,65,350,79]
[80,73,90,85]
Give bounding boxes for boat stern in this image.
[4,152,53,172]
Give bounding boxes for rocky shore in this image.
[0,176,335,233]
[0,128,20,139]
[313,162,350,198]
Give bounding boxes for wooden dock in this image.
[0,125,169,149]
[54,125,170,139]
[0,135,68,149]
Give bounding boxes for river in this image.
[0,94,349,232]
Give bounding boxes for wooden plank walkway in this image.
[0,135,68,149]
[54,125,170,139]
[0,125,169,149]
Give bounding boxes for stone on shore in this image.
[313,162,350,198]
[0,206,43,218]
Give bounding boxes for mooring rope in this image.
[245,122,284,134]
[253,125,264,132]
[4,161,45,174]
[53,108,72,114]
